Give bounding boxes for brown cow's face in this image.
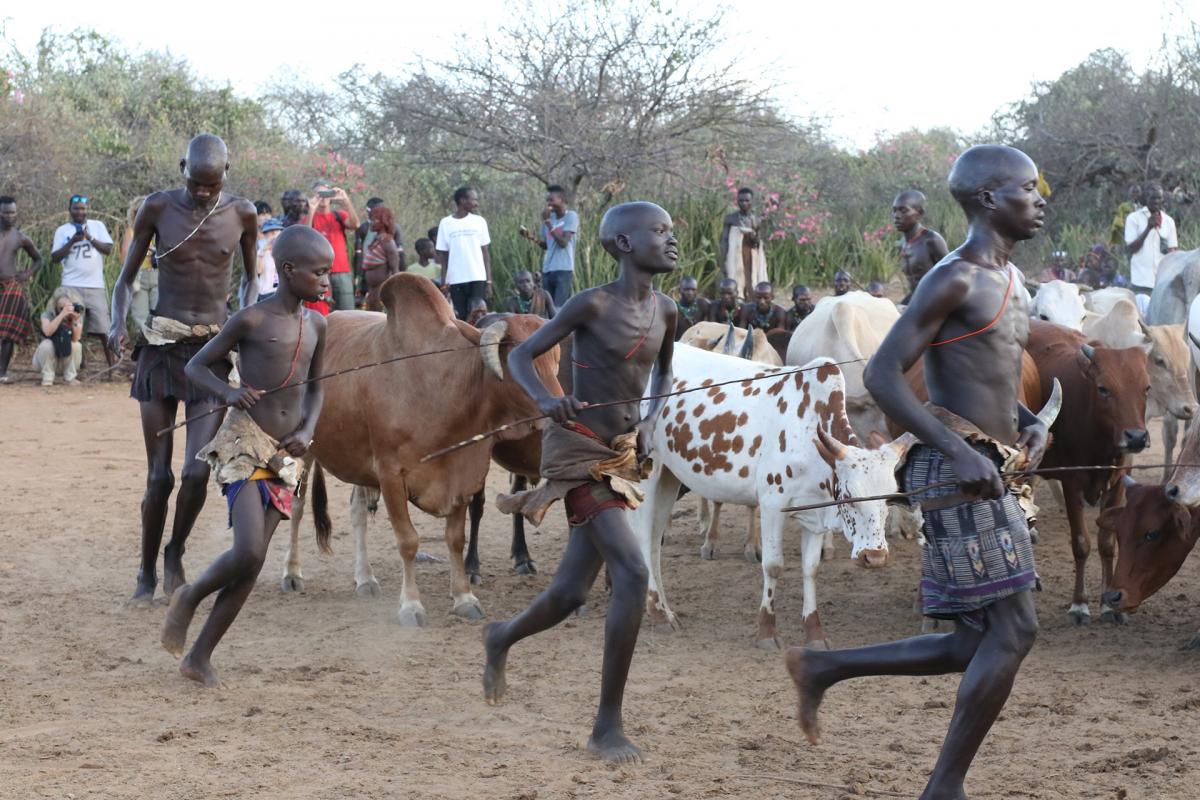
[1076,345,1150,453]
[1099,484,1198,612]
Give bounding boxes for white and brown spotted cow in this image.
[631,344,904,650]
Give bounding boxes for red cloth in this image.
[310,210,351,274]
[304,299,330,316]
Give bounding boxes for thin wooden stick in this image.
[154,342,496,437]
[418,358,867,463]
[779,463,1200,513]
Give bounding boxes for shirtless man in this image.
[734,281,787,332]
[719,187,767,299]
[705,278,740,324]
[833,269,852,296]
[483,201,677,763]
[162,225,330,686]
[894,189,950,304]
[787,145,1048,800]
[110,134,259,606]
[0,197,44,382]
[673,275,709,339]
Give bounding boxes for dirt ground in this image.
[3,382,1200,800]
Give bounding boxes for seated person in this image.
[705,278,740,324]
[466,297,490,326]
[785,284,814,330]
[673,275,710,339]
[34,288,84,386]
[734,281,787,332]
[833,270,852,296]
[502,270,556,319]
[1038,251,1075,283]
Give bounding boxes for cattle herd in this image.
[272,256,1200,657]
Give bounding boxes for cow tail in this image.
[312,462,334,555]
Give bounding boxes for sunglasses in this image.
[70,196,89,205]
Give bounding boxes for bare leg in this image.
[163,482,283,687]
[484,527,603,704]
[134,399,179,605]
[786,592,1036,800]
[162,400,226,596]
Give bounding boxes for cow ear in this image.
[867,430,888,450]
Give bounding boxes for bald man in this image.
[893,189,949,303]
[673,275,709,339]
[789,145,1048,800]
[110,133,260,608]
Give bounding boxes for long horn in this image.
[1036,377,1063,429]
[1080,343,1095,361]
[738,326,754,359]
[722,319,738,355]
[479,320,508,380]
[816,424,849,460]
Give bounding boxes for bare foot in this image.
[160,584,195,658]
[162,546,187,597]
[587,728,644,764]
[179,652,222,688]
[785,646,826,744]
[482,622,508,705]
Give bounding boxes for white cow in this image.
[1031,279,1087,330]
[632,344,904,650]
[785,291,899,440]
[1083,287,1137,317]
[679,321,782,366]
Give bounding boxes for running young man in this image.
[787,145,1049,800]
[110,134,259,606]
[161,225,330,687]
[484,201,677,764]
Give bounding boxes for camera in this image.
[318,189,336,198]
[72,303,84,313]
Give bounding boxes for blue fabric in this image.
[543,270,573,309]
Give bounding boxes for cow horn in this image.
[816,425,848,461]
[738,326,755,359]
[1080,343,1095,361]
[1036,378,1063,429]
[479,320,508,380]
[722,320,738,355]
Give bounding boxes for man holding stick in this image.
[110,134,259,606]
[787,145,1049,800]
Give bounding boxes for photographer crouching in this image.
[33,288,84,386]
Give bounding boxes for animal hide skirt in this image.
[903,442,1037,630]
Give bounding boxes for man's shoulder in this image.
[303,306,329,332]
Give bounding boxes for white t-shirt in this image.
[53,220,113,289]
[436,213,491,285]
[1124,206,1178,289]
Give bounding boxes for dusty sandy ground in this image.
[3,382,1200,800]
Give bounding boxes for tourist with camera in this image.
[305,181,359,311]
[34,287,85,386]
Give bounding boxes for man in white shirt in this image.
[436,187,493,320]
[1125,182,1178,316]
[52,194,116,366]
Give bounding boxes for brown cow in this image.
[1095,479,1199,644]
[1026,319,1150,625]
[282,274,561,625]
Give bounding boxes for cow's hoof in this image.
[468,571,483,586]
[743,545,762,564]
[1100,609,1129,625]
[397,605,428,627]
[512,560,537,576]
[1028,526,1040,545]
[1066,605,1091,626]
[452,599,486,620]
[804,638,831,651]
[280,575,305,593]
[573,604,588,618]
[699,544,717,561]
[355,578,381,598]
[755,636,783,651]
